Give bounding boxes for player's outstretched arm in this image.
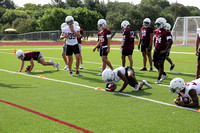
[118,71,128,92]
[18,60,24,72]
[28,58,34,72]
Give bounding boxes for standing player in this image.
[170,78,200,107]
[153,17,173,84]
[60,23,69,70]
[60,16,82,76]
[93,19,114,76]
[74,21,84,69]
[165,23,175,71]
[102,67,152,92]
[138,18,153,72]
[16,50,59,72]
[120,20,135,68]
[195,28,200,79]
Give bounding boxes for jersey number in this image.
[69,33,76,40]
[142,30,146,36]
[130,31,135,38]
[155,37,161,43]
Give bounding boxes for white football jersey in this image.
[181,78,200,98]
[197,28,200,38]
[113,67,126,82]
[62,24,80,45]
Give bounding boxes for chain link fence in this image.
[0,30,140,41]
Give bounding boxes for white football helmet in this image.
[65,16,74,25]
[16,50,24,59]
[197,28,200,36]
[165,23,171,31]
[97,19,106,30]
[61,23,67,30]
[74,21,79,26]
[143,18,151,28]
[169,78,185,94]
[155,17,167,29]
[102,69,115,83]
[121,20,130,29]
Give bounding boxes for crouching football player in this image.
[170,78,200,107]
[102,67,152,92]
[16,50,60,72]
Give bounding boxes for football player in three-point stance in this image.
[195,28,200,79]
[60,16,82,76]
[138,18,153,72]
[164,23,175,71]
[16,50,59,72]
[170,78,200,107]
[93,19,114,76]
[153,17,173,84]
[102,67,152,92]
[120,20,135,68]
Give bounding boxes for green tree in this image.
[140,0,170,9]
[65,0,82,8]
[0,0,15,9]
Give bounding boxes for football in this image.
[25,65,31,72]
[180,96,191,104]
[106,83,117,92]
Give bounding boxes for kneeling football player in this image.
[170,78,200,107]
[102,67,152,92]
[16,50,60,72]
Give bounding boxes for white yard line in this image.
[0,68,198,112]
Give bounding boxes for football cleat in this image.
[160,74,168,82]
[133,84,140,91]
[70,72,74,76]
[75,71,82,76]
[55,63,60,70]
[80,64,84,69]
[63,65,68,70]
[139,67,147,71]
[170,64,175,71]
[149,67,153,72]
[142,80,152,88]
[96,72,102,76]
[155,79,160,84]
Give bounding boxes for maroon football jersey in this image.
[140,26,153,40]
[122,27,135,50]
[23,51,40,61]
[98,28,112,47]
[78,28,83,44]
[154,29,172,50]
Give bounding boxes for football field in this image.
[0,45,200,132]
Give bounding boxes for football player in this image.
[170,78,200,107]
[16,50,59,72]
[60,16,82,76]
[164,23,175,71]
[102,67,152,92]
[74,21,84,69]
[93,19,114,76]
[60,22,69,70]
[153,17,173,84]
[138,18,153,72]
[195,28,200,79]
[120,20,135,68]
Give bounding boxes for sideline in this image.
[0,68,198,112]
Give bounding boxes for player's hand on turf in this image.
[25,69,29,72]
[138,45,140,50]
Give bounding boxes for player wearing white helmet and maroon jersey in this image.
[102,67,151,92]
[170,78,200,107]
[138,18,153,72]
[195,28,200,79]
[164,23,175,71]
[16,50,59,72]
[93,19,114,76]
[121,20,135,68]
[60,16,82,76]
[153,17,173,84]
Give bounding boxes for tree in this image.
[0,0,15,9]
[140,0,170,9]
[65,0,82,8]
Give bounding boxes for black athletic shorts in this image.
[121,49,133,56]
[153,49,166,62]
[141,40,152,52]
[125,67,137,87]
[198,49,200,61]
[66,44,80,56]
[100,46,108,57]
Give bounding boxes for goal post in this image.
[172,16,200,46]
